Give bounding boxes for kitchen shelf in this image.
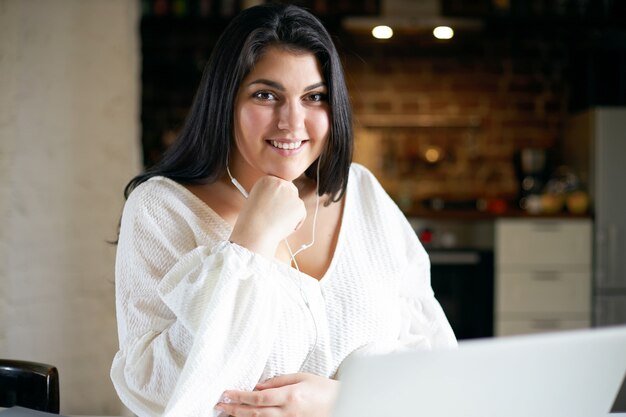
[353,113,498,212]
[355,114,482,128]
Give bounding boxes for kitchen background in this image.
[140,0,626,335]
[1,0,625,415]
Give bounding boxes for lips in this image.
[268,140,307,150]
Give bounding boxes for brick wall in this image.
[345,36,568,206]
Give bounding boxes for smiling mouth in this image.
[269,140,307,150]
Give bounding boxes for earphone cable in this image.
[226,160,321,370]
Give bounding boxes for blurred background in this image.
[1,0,625,414]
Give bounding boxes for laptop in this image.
[332,326,626,417]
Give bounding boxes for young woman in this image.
[111,4,456,417]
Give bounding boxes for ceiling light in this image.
[372,25,393,39]
[433,26,454,39]
[343,0,481,35]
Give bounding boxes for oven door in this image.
[429,249,494,340]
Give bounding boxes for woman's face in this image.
[231,46,330,184]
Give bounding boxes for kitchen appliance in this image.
[412,219,494,339]
[563,107,626,326]
[428,249,494,339]
[513,148,550,207]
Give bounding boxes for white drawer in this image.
[496,219,591,266]
[496,318,590,336]
[496,271,591,314]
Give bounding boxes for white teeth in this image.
[271,140,302,150]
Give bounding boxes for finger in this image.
[215,402,280,417]
[222,387,290,407]
[255,373,304,389]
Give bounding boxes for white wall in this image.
[0,0,140,414]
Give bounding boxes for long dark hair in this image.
[125,3,353,202]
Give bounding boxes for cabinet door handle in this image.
[531,271,561,281]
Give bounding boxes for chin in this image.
[268,166,309,182]
[271,171,304,182]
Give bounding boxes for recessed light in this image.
[433,26,454,40]
[372,25,393,39]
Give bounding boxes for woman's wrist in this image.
[229,228,279,258]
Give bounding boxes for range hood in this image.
[343,0,482,33]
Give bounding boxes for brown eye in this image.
[307,93,328,102]
[253,91,276,101]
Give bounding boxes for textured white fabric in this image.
[111,163,457,417]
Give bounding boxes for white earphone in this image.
[226,163,321,264]
[226,166,250,198]
[226,160,321,371]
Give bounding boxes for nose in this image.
[277,100,305,132]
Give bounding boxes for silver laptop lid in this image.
[333,326,626,417]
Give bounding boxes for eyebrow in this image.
[247,79,327,92]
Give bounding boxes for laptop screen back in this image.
[333,326,626,417]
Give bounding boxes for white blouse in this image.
[110,163,456,417]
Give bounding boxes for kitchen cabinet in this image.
[494,218,592,336]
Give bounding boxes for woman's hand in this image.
[229,176,306,258]
[215,373,339,417]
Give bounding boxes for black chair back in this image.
[0,359,60,413]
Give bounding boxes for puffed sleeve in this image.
[396,239,458,350]
[110,181,283,417]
